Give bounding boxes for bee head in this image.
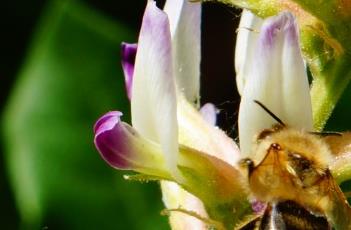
[239,101,334,207]
[243,128,333,205]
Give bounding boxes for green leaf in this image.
[2,0,168,229]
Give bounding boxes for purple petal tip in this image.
[94,111,133,169]
[260,12,298,47]
[94,111,123,134]
[200,103,218,126]
[121,43,137,100]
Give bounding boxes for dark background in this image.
[1,0,242,228]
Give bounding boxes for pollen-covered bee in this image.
[238,101,351,230]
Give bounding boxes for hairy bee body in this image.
[250,129,333,214]
[239,126,351,230]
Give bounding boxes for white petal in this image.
[161,181,208,230]
[164,0,201,104]
[178,96,240,166]
[235,9,263,95]
[238,12,313,156]
[131,1,178,173]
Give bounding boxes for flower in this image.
[95,0,245,229]
[236,10,313,156]
[94,3,319,230]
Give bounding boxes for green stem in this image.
[311,55,351,131]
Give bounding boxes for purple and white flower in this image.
[94,2,313,228]
[237,10,313,156]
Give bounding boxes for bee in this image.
[237,100,351,230]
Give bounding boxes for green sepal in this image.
[177,145,252,230]
[123,174,167,183]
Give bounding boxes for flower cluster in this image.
[94,0,351,229]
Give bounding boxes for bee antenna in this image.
[309,131,342,137]
[253,100,286,127]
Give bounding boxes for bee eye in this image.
[288,152,311,171]
[299,158,311,171]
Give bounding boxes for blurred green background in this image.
[1,0,241,229]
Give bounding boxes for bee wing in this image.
[324,132,351,183]
[319,170,351,229]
